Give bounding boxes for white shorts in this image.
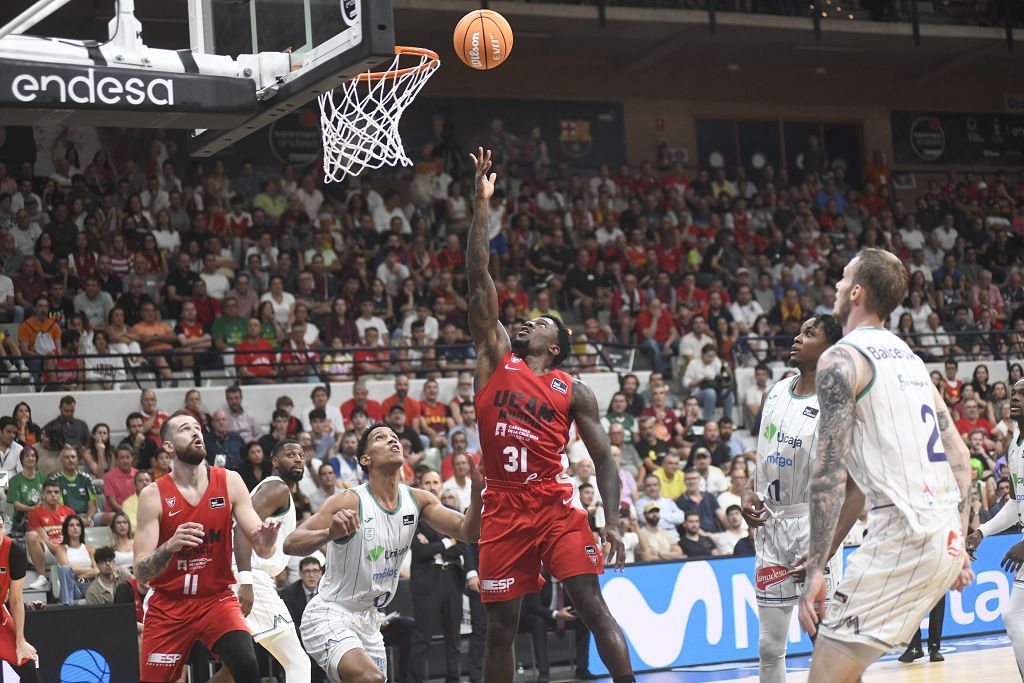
[755,505,842,606]
[300,596,386,683]
[233,570,293,642]
[819,507,963,652]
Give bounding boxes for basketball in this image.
[453,9,513,70]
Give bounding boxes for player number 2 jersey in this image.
[475,351,574,483]
[754,374,820,508]
[319,483,418,611]
[840,328,960,532]
[151,466,235,598]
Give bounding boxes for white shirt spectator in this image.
[140,187,169,214]
[153,229,181,253]
[0,439,23,482]
[375,261,411,298]
[431,171,453,202]
[899,227,925,251]
[634,495,684,542]
[728,300,764,333]
[443,476,473,511]
[298,456,325,499]
[698,465,729,495]
[711,527,746,555]
[373,205,411,234]
[595,225,625,247]
[200,272,231,300]
[356,315,389,340]
[295,187,324,219]
[401,314,438,342]
[12,223,41,256]
[680,332,716,362]
[259,291,295,326]
[682,355,723,388]
[0,274,14,309]
[536,189,566,216]
[10,192,41,214]
[934,224,958,252]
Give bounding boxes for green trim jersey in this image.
[839,327,959,532]
[249,475,296,577]
[754,374,820,508]
[319,483,419,611]
[1008,424,1024,527]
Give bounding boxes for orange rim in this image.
[355,45,440,82]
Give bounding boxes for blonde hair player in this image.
[741,314,845,683]
[966,378,1024,675]
[798,248,974,682]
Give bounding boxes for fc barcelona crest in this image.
[560,120,593,159]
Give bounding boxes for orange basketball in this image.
[453,9,513,71]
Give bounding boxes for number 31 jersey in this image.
[754,374,820,508]
[476,351,574,483]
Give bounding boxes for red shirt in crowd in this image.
[103,466,138,506]
[28,504,76,544]
[635,309,676,344]
[956,416,995,437]
[236,338,276,377]
[341,399,383,423]
[381,395,421,428]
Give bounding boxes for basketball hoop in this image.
[319,46,439,183]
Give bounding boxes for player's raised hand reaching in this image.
[601,524,627,572]
[252,518,281,552]
[470,147,495,200]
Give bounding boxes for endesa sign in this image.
[590,534,1017,675]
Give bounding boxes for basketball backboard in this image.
[0,0,394,155]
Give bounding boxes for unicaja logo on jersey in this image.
[775,431,803,448]
[763,423,777,441]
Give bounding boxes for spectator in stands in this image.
[956,399,996,440]
[341,380,383,423]
[352,326,390,378]
[132,302,175,384]
[42,395,90,449]
[637,503,682,561]
[55,514,98,605]
[636,415,670,475]
[102,444,137,517]
[138,389,168,446]
[48,444,99,526]
[0,415,22,481]
[226,272,259,320]
[677,467,726,533]
[223,384,261,443]
[448,401,480,454]
[711,505,747,555]
[331,431,362,488]
[653,453,685,500]
[279,321,320,382]
[417,379,452,449]
[163,252,198,319]
[634,297,679,376]
[119,412,158,470]
[309,462,343,512]
[382,374,420,428]
[26,479,74,590]
[85,546,128,605]
[635,475,684,543]
[435,322,474,376]
[678,511,717,558]
[693,420,731,468]
[604,392,639,444]
[73,275,113,330]
[690,446,728,493]
[239,441,270,491]
[108,511,134,573]
[235,317,276,384]
[8,446,43,532]
[205,410,244,470]
[18,294,61,382]
[683,344,734,423]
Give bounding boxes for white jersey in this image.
[839,327,959,532]
[318,483,418,611]
[754,374,820,508]
[1008,424,1024,524]
[250,475,296,577]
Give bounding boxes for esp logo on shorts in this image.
[755,565,789,590]
[148,653,183,665]
[481,577,516,592]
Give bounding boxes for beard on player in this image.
[175,436,207,465]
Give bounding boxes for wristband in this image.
[237,571,253,586]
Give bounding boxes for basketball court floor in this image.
[547,634,1018,682]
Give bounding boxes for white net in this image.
[319,47,440,184]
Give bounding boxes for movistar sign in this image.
[11,69,174,106]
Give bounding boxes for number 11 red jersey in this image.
[475,351,574,483]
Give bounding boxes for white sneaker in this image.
[27,575,49,591]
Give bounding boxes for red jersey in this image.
[0,536,11,607]
[476,351,574,482]
[419,401,451,435]
[151,466,234,599]
[27,503,75,544]
[236,338,276,376]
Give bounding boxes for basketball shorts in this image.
[819,507,963,653]
[301,596,386,683]
[478,478,603,603]
[0,605,30,666]
[233,569,294,642]
[755,504,843,607]
[139,589,250,682]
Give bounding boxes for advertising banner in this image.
[891,110,1024,167]
[590,533,1016,675]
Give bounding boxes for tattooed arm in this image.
[930,384,972,537]
[806,345,860,574]
[466,148,510,393]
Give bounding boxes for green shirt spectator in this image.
[211,297,247,350]
[48,445,98,522]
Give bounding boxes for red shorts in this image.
[478,478,603,603]
[0,606,28,666]
[140,589,249,682]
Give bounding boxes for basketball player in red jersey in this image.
[133,412,308,682]
[0,510,40,683]
[467,149,636,683]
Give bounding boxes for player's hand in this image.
[951,553,975,592]
[601,525,627,572]
[237,584,254,617]
[166,522,205,552]
[965,529,984,559]
[470,148,496,200]
[467,576,480,593]
[252,518,281,554]
[329,508,359,541]
[789,554,807,583]
[798,569,827,636]
[15,640,37,664]
[740,490,769,528]
[1002,540,1024,574]
[467,455,484,493]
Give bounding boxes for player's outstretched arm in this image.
[233,479,290,615]
[283,490,359,557]
[799,345,858,634]
[226,470,280,559]
[572,379,626,571]
[414,458,484,542]
[133,484,205,583]
[466,148,509,389]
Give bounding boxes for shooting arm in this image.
[573,381,622,510]
[807,345,859,573]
